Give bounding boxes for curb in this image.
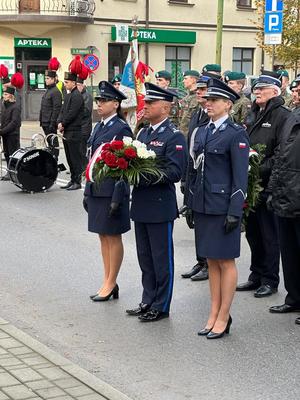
[0,318,133,400]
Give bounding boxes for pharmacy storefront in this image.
[110,26,196,87]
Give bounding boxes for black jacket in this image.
[81,88,93,138]
[0,101,21,137]
[246,96,291,189]
[57,86,84,139]
[39,84,62,130]
[269,112,300,218]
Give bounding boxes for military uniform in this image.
[281,89,293,108]
[230,93,251,125]
[179,89,198,137]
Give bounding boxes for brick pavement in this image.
[0,319,131,400]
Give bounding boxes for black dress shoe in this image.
[191,266,209,281]
[254,284,277,298]
[90,294,99,299]
[236,280,260,291]
[295,317,300,325]
[126,303,150,316]
[269,304,300,313]
[0,173,10,181]
[66,183,81,191]
[60,181,73,189]
[92,285,119,302]
[207,316,232,339]
[181,263,202,278]
[197,327,213,336]
[138,309,169,322]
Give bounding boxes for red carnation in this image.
[102,143,111,151]
[124,147,137,159]
[110,140,124,151]
[102,152,118,168]
[117,158,128,170]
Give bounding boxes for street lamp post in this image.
[215,0,224,66]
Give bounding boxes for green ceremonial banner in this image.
[111,27,196,44]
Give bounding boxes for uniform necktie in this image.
[207,123,216,137]
[148,126,154,135]
[100,121,104,128]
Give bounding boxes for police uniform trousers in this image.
[2,135,20,165]
[194,212,241,259]
[80,135,89,172]
[63,137,83,184]
[42,126,59,160]
[278,217,300,307]
[245,202,280,288]
[134,221,174,313]
[88,196,130,235]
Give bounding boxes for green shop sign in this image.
[71,48,93,55]
[14,38,52,48]
[111,27,196,44]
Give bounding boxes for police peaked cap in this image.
[202,64,222,73]
[196,75,210,88]
[155,70,172,81]
[95,80,127,101]
[224,71,246,82]
[144,82,177,102]
[183,70,200,78]
[202,78,240,103]
[111,74,122,84]
[252,70,282,89]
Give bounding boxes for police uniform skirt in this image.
[194,212,241,259]
[87,196,131,235]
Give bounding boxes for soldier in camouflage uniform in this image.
[202,64,222,80]
[155,70,180,127]
[277,69,293,107]
[290,78,300,112]
[224,71,251,125]
[179,70,200,138]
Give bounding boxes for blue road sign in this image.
[264,12,283,34]
[265,0,283,12]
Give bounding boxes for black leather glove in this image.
[185,208,194,229]
[109,201,120,217]
[224,215,240,234]
[83,196,88,213]
[266,194,273,212]
[178,205,187,215]
[180,181,186,195]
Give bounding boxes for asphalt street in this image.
[0,123,299,400]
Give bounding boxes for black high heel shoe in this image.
[207,315,232,339]
[92,284,119,302]
[197,327,213,336]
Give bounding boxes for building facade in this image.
[0,0,269,120]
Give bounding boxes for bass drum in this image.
[8,148,58,192]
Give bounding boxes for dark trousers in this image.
[63,139,82,184]
[278,217,300,307]
[42,126,59,160]
[134,221,174,313]
[80,135,89,172]
[245,202,280,288]
[2,135,20,165]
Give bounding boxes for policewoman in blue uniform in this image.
[85,81,133,302]
[126,83,188,322]
[188,79,249,339]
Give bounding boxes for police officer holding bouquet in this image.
[126,83,187,322]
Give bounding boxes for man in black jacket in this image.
[39,69,62,160]
[58,72,84,190]
[268,84,300,323]
[237,71,291,298]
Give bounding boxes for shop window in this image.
[108,44,130,82]
[237,0,252,8]
[232,48,254,75]
[165,46,191,88]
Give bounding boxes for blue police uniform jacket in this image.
[188,118,249,217]
[131,119,188,223]
[84,115,133,201]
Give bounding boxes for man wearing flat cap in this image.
[179,69,200,137]
[57,71,84,190]
[224,71,251,125]
[126,82,188,322]
[155,70,180,127]
[237,71,291,298]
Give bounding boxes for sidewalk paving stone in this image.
[2,385,34,400]
[0,339,22,349]
[9,368,43,383]
[35,386,66,398]
[0,391,9,400]
[0,373,20,387]
[25,380,55,391]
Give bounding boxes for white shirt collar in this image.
[150,118,168,131]
[102,113,117,125]
[208,114,229,131]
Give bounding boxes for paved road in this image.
[1,123,299,400]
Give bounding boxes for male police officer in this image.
[126,83,187,322]
[39,67,62,160]
[224,71,251,125]
[179,70,200,137]
[155,70,180,127]
[57,71,84,190]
